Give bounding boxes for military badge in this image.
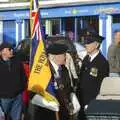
[59,84,64,90]
[90,67,98,77]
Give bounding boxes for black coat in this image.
[0,56,27,98]
[28,64,73,120]
[47,64,73,120]
[78,52,109,106]
[55,65,73,120]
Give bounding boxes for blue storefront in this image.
[0,1,120,56]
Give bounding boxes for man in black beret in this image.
[77,32,109,119]
[28,43,75,120]
[0,42,27,120]
[47,43,75,120]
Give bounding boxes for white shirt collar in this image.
[49,60,59,74]
[89,51,99,62]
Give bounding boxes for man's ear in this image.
[95,42,100,49]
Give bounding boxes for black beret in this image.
[0,42,13,51]
[82,35,105,44]
[80,28,96,36]
[47,43,68,55]
[80,28,104,44]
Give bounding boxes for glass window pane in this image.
[3,20,16,46]
[51,19,60,35]
[113,15,120,23]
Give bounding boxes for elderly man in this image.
[108,30,120,77]
[28,43,74,120]
[46,35,79,90]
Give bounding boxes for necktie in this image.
[58,65,62,78]
[86,55,91,63]
[84,55,91,67]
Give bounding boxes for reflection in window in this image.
[51,19,60,35]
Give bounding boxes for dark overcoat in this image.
[0,56,26,98]
[78,52,109,107]
[55,65,73,120]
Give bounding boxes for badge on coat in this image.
[90,67,98,77]
[59,84,64,90]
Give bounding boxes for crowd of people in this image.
[0,29,120,120]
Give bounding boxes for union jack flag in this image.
[30,0,41,64]
[31,0,41,40]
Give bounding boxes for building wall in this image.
[0,2,120,56]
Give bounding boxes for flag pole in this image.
[29,0,33,70]
[55,112,60,120]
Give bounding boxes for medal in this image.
[90,67,98,77]
[59,84,64,90]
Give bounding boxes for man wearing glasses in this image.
[0,42,27,120]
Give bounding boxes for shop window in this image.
[51,19,60,35]
[77,16,99,42]
[64,17,75,32]
[3,20,16,46]
[25,19,30,38]
[113,15,120,23]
